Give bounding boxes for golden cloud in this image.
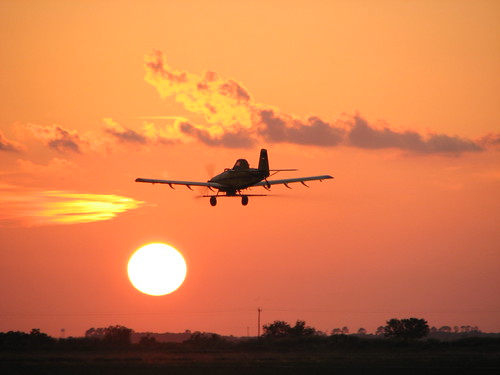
[0,184,144,227]
[144,50,255,135]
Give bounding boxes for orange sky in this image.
[1,0,499,337]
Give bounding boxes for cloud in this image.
[17,123,86,153]
[0,184,144,227]
[424,133,483,154]
[347,116,482,154]
[144,50,486,156]
[13,118,182,155]
[103,118,148,145]
[4,51,488,157]
[259,110,345,146]
[100,118,182,150]
[478,133,500,150]
[0,131,25,152]
[104,118,181,147]
[145,50,255,135]
[179,122,254,148]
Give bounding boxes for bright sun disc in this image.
[128,243,187,296]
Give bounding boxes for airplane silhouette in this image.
[135,149,333,206]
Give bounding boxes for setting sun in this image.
[127,243,187,296]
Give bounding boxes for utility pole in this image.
[257,307,262,337]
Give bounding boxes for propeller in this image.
[205,163,216,178]
[195,163,216,197]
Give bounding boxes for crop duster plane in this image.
[135,149,333,206]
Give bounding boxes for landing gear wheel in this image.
[241,196,249,206]
[210,196,217,206]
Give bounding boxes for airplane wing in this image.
[253,175,333,188]
[135,178,224,190]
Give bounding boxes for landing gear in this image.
[208,195,249,206]
[210,196,217,206]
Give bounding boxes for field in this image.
[1,345,499,375]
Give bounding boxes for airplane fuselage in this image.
[208,168,268,195]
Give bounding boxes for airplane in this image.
[135,149,333,206]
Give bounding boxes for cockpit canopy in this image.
[232,159,250,170]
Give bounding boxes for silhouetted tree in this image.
[138,334,158,347]
[384,318,429,339]
[290,320,316,336]
[357,328,367,335]
[331,328,343,335]
[184,331,229,350]
[28,328,54,346]
[438,326,452,333]
[461,325,473,333]
[186,331,223,343]
[85,327,106,339]
[263,320,316,338]
[341,326,349,335]
[30,329,42,336]
[103,325,133,345]
[262,321,292,338]
[85,325,132,346]
[375,326,385,336]
[0,329,55,349]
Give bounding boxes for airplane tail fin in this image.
[258,149,270,177]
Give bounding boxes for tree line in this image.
[262,318,430,339]
[1,318,496,351]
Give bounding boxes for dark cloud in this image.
[258,109,345,146]
[219,80,251,102]
[257,111,482,154]
[478,133,500,150]
[424,133,483,154]
[16,123,85,153]
[180,122,254,148]
[259,109,288,142]
[46,126,83,153]
[49,134,80,153]
[144,49,187,83]
[289,117,345,146]
[348,116,426,150]
[348,116,483,154]
[0,131,24,152]
[104,125,148,144]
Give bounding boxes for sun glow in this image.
[127,243,187,296]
